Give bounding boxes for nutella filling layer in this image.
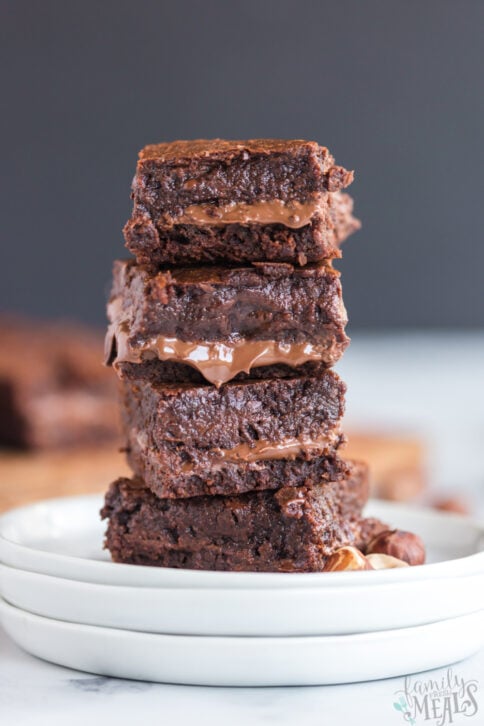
[166,196,327,229]
[132,428,341,473]
[108,330,343,386]
[208,434,341,465]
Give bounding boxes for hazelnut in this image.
[366,529,425,566]
[324,546,374,572]
[433,496,470,516]
[366,553,409,569]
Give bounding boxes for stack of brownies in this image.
[101,139,385,572]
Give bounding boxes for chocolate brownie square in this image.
[118,367,346,499]
[105,260,349,386]
[124,139,358,266]
[131,138,354,214]
[101,461,370,572]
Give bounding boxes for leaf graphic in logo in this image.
[393,702,404,712]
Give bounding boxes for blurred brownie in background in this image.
[0,316,120,449]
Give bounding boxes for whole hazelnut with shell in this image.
[366,529,425,566]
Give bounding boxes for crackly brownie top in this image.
[139,138,332,164]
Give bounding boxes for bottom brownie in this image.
[101,461,381,572]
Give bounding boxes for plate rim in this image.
[1,595,483,644]
[1,559,483,637]
[1,597,482,686]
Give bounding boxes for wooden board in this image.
[0,446,129,513]
[345,431,426,501]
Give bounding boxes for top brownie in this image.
[132,139,354,217]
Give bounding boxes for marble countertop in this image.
[0,625,482,726]
[1,332,484,725]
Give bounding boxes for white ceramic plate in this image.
[1,598,482,686]
[1,562,483,636]
[0,495,483,589]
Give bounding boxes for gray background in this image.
[1,0,483,329]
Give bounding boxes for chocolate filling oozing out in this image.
[118,368,346,499]
[118,358,332,386]
[101,461,380,572]
[105,260,349,386]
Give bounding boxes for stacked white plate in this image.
[0,495,483,686]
